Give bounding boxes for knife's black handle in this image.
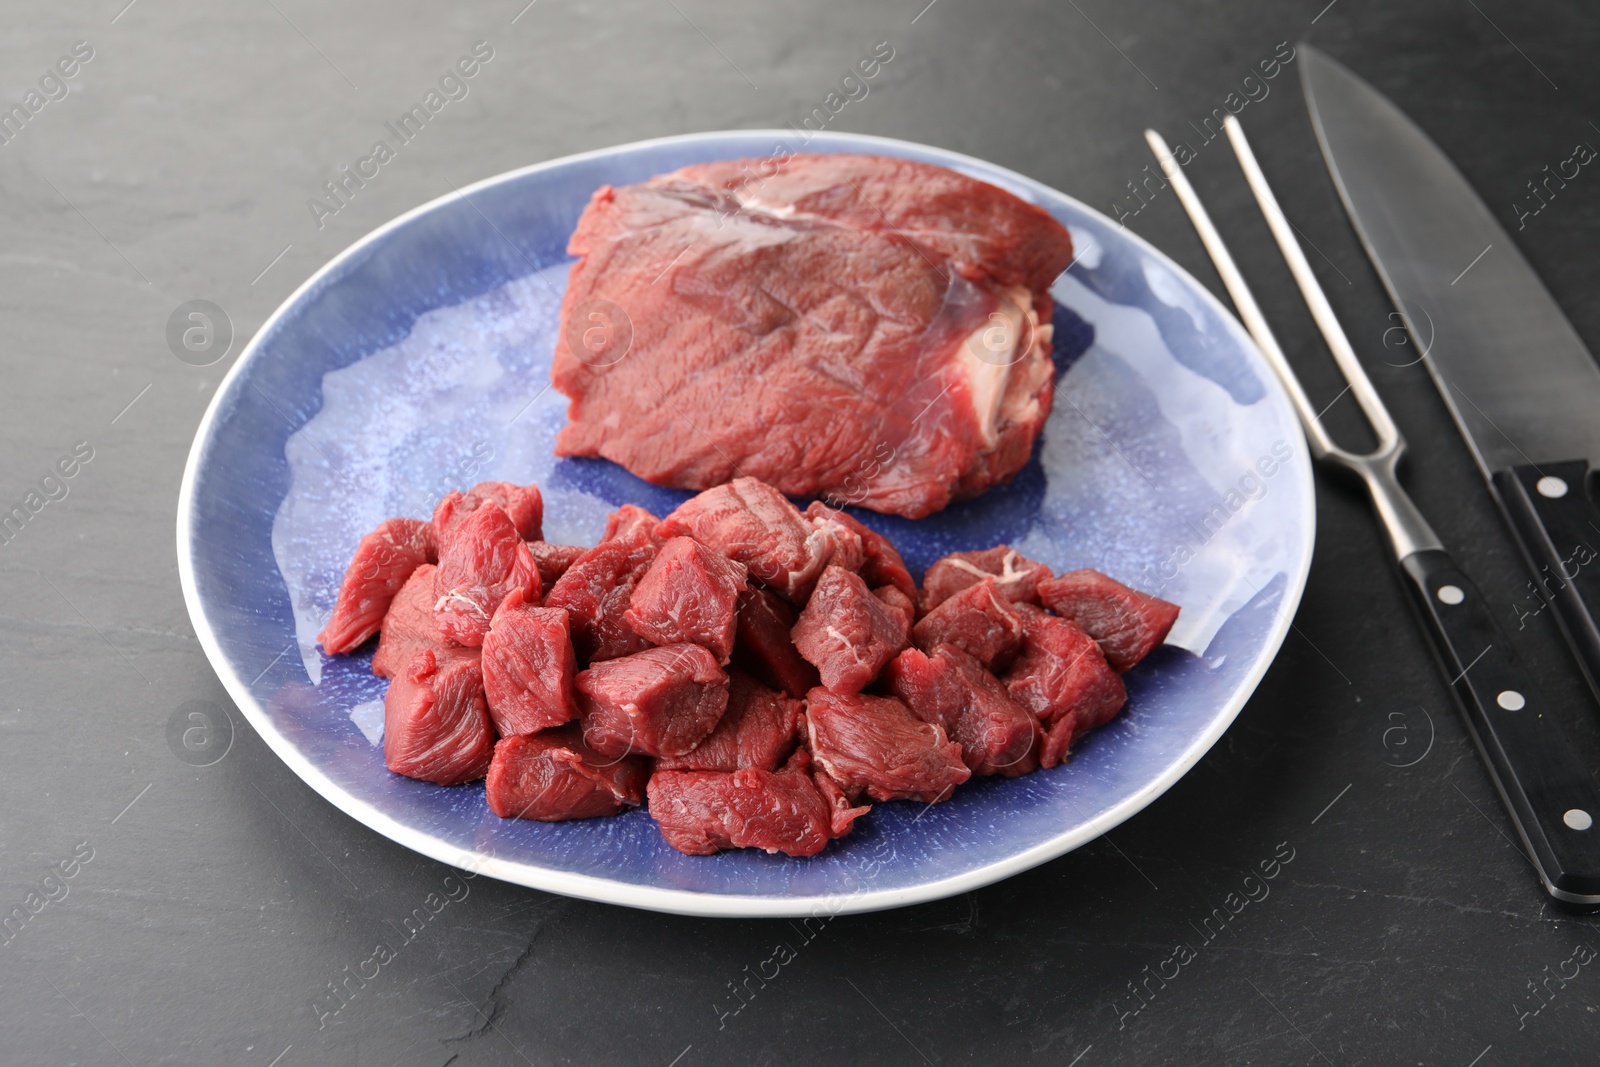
[1400,548,1600,904]
[1494,462,1600,708]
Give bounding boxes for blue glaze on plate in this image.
[177,131,1314,917]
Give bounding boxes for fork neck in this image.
[1322,438,1444,560]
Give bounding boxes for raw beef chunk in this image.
[528,541,585,587]
[602,503,662,545]
[803,504,866,573]
[731,587,820,698]
[804,502,917,600]
[1038,715,1081,771]
[932,645,1039,777]
[810,761,872,838]
[790,566,910,693]
[1038,569,1180,671]
[804,688,970,803]
[432,481,544,550]
[656,669,801,773]
[624,536,748,661]
[372,564,460,678]
[552,154,1074,518]
[577,643,729,757]
[648,748,860,857]
[657,478,829,602]
[884,645,1038,776]
[432,502,540,647]
[880,646,964,734]
[1004,605,1126,768]
[921,545,1052,613]
[486,725,648,821]
[872,585,916,632]
[384,649,495,785]
[910,577,1024,671]
[318,517,433,654]
[481,590,580,736]
[545,521,659,662]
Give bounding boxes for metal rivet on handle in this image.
[1436,584,1465,605]
[1564,809,1593,831]
[1536,476,1569,499]
[1497,690,1526,711]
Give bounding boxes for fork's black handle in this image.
[1494,462,1600,710]
[1400,547,1600,904]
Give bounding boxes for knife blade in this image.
[1302,44,1600,707]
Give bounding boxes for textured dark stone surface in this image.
[1,1,1597,1063]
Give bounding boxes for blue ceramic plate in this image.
[177,131,1314,917]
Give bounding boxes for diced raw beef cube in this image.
[910,577,1024,671]
[545,526,659,662]
[731,587,820,698]
[804,504,866,573]
[528,541,585,587]
[880,646,964,734]
[481,589,580,736]
[960,708,1039,777]
[935,645,1039,777]
[318,517,433,654]
[804,502,916,600]
[1004,605,1126,768]
[656,668,801,772]
[1038,569,1180,671]
[809,760,872,837]
[1037,716,1075,772]
[372,564,462,678]
[647,748,857,856]
[883,645,1039,776]
[872,585,916,632]
[624,536,748,661]
[921,545,1052,613]
[577,643,729,757]
[602,503,662,544]
[657,478,830,602]
[430,493,472,552]
[1005,606,1126,725]
[432,481,544,550]
[790,566,910,692]
[485,725,648,821]
[384,648,495,785]
[804,688,970,803]
[433,502,540,647]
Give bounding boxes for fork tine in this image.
[1221,115,1401,452]
[1143,129,1334,460]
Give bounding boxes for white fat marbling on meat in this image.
[732,192,797,219]
[943,549,1031,585]
[954,285,1050,446]
[803,714,844,784]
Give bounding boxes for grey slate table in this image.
[3,1,1599,1063]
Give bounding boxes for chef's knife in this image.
[1301,46,1600,711]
